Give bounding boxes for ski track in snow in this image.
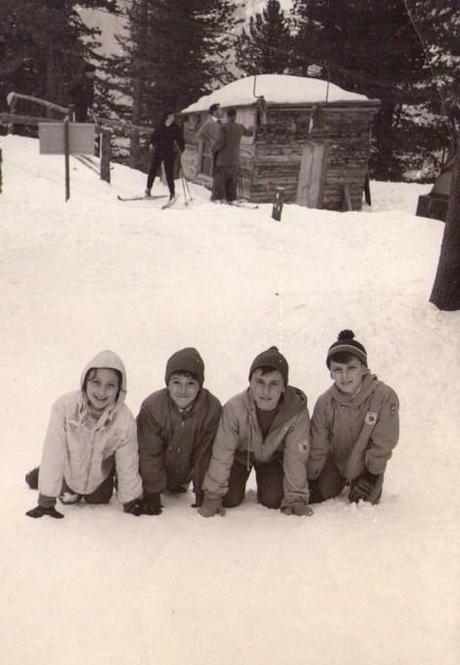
[0,136,459,665]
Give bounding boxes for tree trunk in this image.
[429,145,460,310]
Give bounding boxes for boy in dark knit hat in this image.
[198,347,313,518]
[308,330,400,505]
[137,348,221,515]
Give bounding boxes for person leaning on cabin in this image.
[211,107,254,204]
[69,62,96,122]
[136,348,222,515]
[308,330,400,505]
[145,109,185,201]
[198,347,313,518]
[25,350,143,519]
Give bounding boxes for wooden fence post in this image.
[272,187,285,221]
[100,128,111,183]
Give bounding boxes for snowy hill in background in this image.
[1,135,459,665]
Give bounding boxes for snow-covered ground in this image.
[1,135,458,665]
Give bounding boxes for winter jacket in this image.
[202,387,310,504]
[137,388,222,494]
[308,373,399,481]
[38,350,142,507]
[149,123,185,157]
[196,116,222,147]
[214,120,253,167]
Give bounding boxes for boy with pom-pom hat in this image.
[308,330,400,505]
[198,347,313,518]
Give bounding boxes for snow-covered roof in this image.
[182,74,373,113]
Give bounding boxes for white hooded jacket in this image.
[38,350,142,506]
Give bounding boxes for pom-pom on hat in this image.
[326,330,367,368]
[165,347,205,386]
[249,346,289,385]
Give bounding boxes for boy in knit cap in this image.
[308,330,400,504]
[137,348,221,515]
[198,347,312,518]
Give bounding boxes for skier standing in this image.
[145,110,185,201]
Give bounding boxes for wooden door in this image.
[296,141,329,208]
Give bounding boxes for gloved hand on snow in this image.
[140,492,163,515]
[280,499,313,516]
[198,496,226,518]
[26,505,64,519]
[348,469,381,503]
[123,498,143,516]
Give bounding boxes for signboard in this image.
[39,123,95,155]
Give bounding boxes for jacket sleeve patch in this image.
[365,411,378,426]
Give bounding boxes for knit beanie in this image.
[165,348,205,386]
[248,346,289,385]
[326,330,367,368]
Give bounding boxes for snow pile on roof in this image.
[182,74,373,113]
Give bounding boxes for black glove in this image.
[26,505,64,519]
[191,491,204,508]
[348,469,381,503]
[140,492,163,515]
[123,499,143,516]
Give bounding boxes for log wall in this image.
[181,100,380,211]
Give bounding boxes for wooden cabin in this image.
[180,74,380,211]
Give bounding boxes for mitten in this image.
[123,498,143,516]
[280,499,314,517]
[198,496,226,518]
[140,492,163,515]
[26,505,64,519]
[348,469,381,503]
[191,491,204,508]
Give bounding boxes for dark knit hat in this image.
[326,330,367,368]
[248,346,289,385]
[165,347,205,386]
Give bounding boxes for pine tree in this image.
[105,0,241,166]
[291,0,427,178]
[235,0,293,75]
[0,1,119,116]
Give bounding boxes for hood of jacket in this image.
[329,371,378,407]
[78,350,128,427]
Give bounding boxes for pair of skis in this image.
[117,194,181,209]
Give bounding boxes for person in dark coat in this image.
[145,110,185,200]
[136,348,222,515]
[69,63,96,122]
[212,107,253,203]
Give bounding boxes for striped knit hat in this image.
[326,330,367,368]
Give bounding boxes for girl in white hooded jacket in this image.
[25,350,143,519]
